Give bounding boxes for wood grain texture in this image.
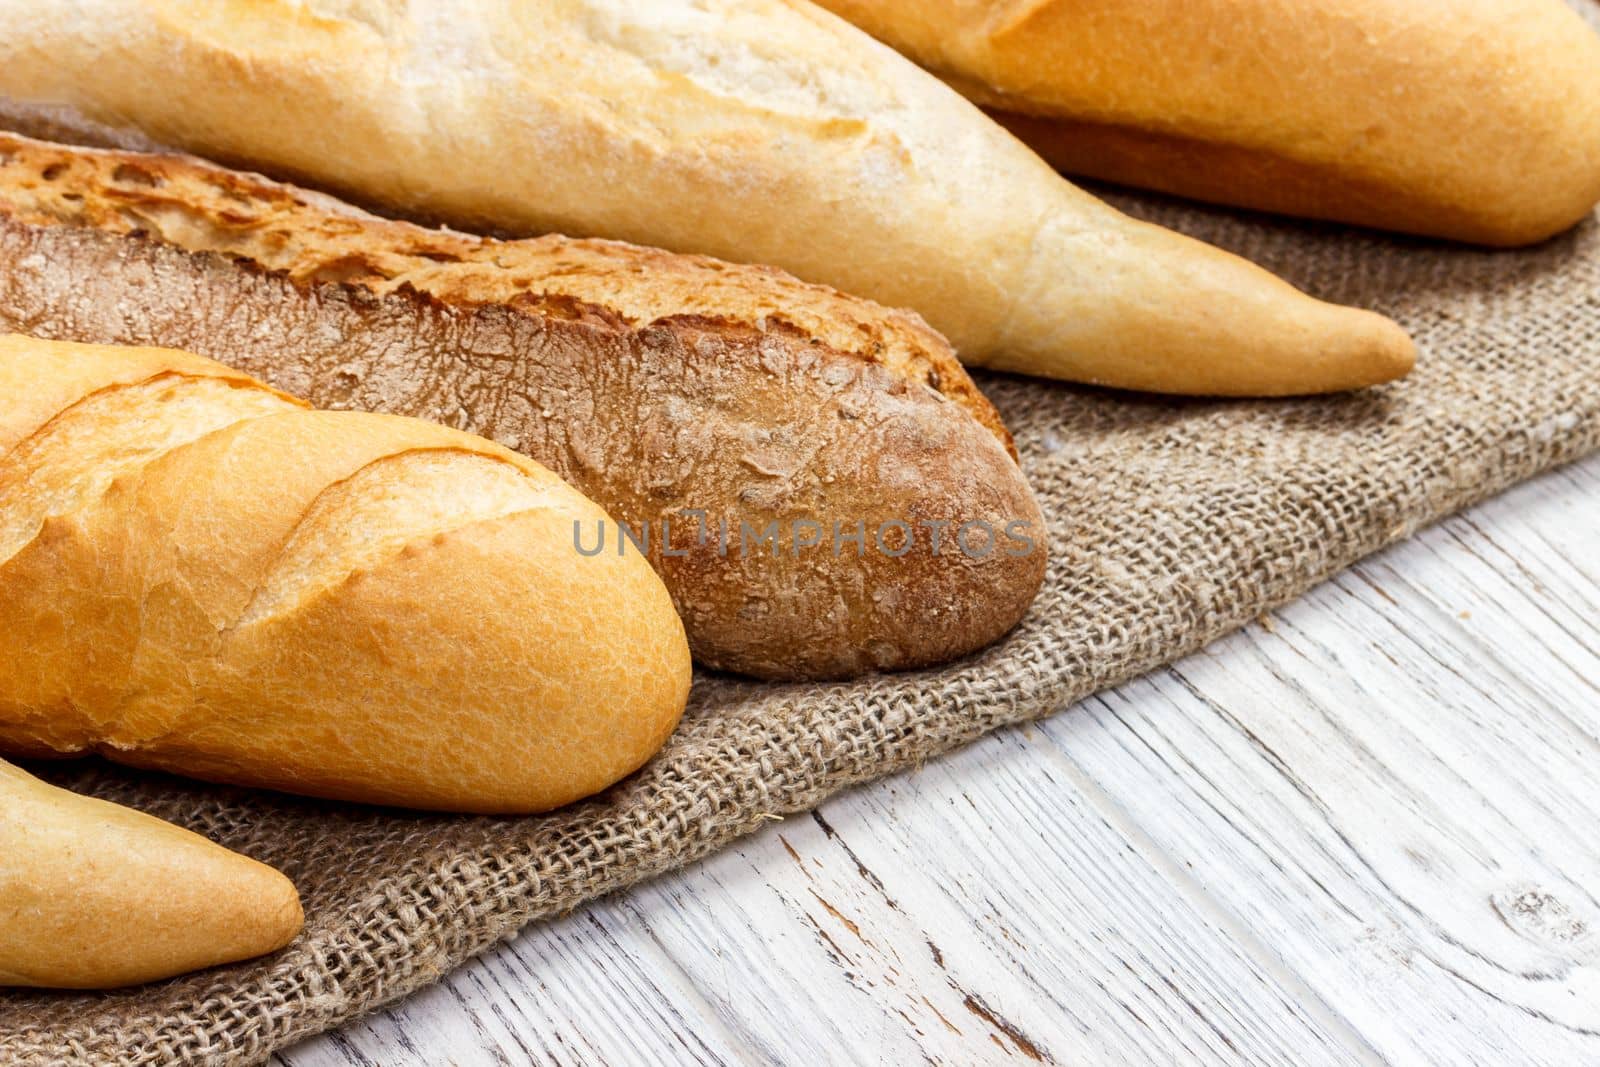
[277,452,1600,1066]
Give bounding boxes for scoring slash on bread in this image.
[0,0,1413,395]
[1,757,302,988]
[0,334,691,813]
[0,132,1047,681]
[817,0,1600,246]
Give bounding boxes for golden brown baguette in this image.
[0,335,690,813]
[0,758,302,988]
[817,0,1600,246]
[0,132,1046,680]
[0,0,1412,394]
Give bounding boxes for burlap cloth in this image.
[5,128,1600,1067]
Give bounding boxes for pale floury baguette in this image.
[0,132,1046,681]
[0,758,302,988]
[0,0,1413,395]
[0,335,691,813]
[816,0,1600,246]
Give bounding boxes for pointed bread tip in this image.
[0,759,304,988]
[977,212,1419,396]
[1330,307,1417,393]
[224,853,306,961]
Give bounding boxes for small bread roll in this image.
[0,758,302,988]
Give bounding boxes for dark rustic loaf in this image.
[0,132,1047,680]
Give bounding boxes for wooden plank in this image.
[600,733,1378,1065]
[1040,454,1600,1066]
[283,725,1377,1066]
[280,453,1600,1066]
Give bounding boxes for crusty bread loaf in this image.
[0,0,1413,394]
[0,335,691,813]
[1,757,302,988]
[0,132,1046,680]
[818,0,1600,246]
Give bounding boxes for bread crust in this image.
[0,0,1413,392]
[0,133,1046,679]
[0,335,693,812]
[0,757,302,988]
[0,129,1006,442]
[820,0,1600,246]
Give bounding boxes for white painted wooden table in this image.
[277,452,1600,1067]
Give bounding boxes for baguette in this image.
[817,0,1600,246]
[0,0,1413,394]
[0,334,691,813]
[1,757,302,988]
[0,132,1046,680]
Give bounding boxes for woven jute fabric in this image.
[4,161,1600,1067]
